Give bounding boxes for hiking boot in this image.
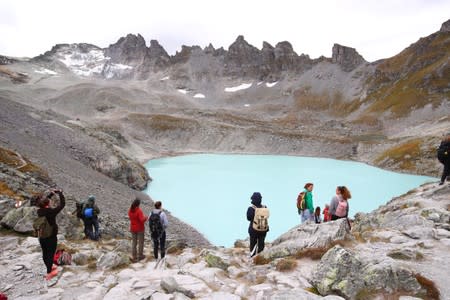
[45,269,58,280]
[439,181,444,185]
[138,255,146,261]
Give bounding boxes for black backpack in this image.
[149,211,163,237]
[437,144,449,164]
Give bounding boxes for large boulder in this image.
[311,245,424,299]
[262,219,351,260]
[1,206,37,233]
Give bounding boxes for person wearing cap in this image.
[438,133,450,185]
[82,195,101,240]
[246,192,269,257]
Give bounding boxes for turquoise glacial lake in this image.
[144,154,435,247]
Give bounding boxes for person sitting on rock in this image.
[128,198,148,262]
[323,204,331,222]
[314,206,322,224]
[329,186,351,221]
[437,133,450,185]
[36,189,65,280]
[82,195,100,240]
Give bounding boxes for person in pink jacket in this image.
[128,198,148,262]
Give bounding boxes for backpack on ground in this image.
[335,199,348,217]
[296,192,306,212]
[53,249,72,266]
[149,211,163,237]
[252,205,270,232]
[33,216,53,238]
[83,207,94,218]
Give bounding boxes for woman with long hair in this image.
[128,198,148,262]
[329,186,351,221]
[36,189,65,280]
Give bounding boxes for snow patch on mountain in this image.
[193,93,205,98]
[34,68,57,75]
[224,83,252,92]
[177,89,188,94]
[53,46,132,78]
[266,81,278,87]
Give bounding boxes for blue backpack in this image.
[83,207,94,218]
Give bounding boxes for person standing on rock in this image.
[128,198,148,262]
[301,183,315,223]
[148,201,168,260]
[36,189,65,280]
[437,133,450,185]
[247,192,269,257]
[329,186,351,221]
[82,195,100,240]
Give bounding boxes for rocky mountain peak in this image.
[440,19,450,32]
[331,43,366,72]
[105,33,147,65]
[262,41,274,50]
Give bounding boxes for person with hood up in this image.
[82,195,100,240]
[246,192,269,257]
[128,198,148,262]
[36,189,65,280]
[438,133,450,185]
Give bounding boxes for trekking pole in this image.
[250,244,258,258]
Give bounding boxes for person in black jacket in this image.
[36,189,65,280]
[438,134,450,185]
[246,192,269,257]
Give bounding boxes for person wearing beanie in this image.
[82,194,101,240]
[246,192,269,257]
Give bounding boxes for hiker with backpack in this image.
[329,186,352,221]
[300,183,315,223]
[148,201,168,260]
[82,195,100,241]
[35,189,65,281]
[437,133,450,185]
[128,198,148,262]
[247,192,269,257]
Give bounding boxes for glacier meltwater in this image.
[144,154,435,247]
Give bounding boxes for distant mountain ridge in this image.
[0,19,448,179]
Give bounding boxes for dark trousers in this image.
[84,217,100,240]
[152,231,166,259]
[39,235,57,274]
[441,160,450,183]
[249,231,267,257]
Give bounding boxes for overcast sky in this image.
[0,0,449,62]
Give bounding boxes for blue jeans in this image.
[301,209,313,223]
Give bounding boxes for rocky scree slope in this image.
[0,98,210,246]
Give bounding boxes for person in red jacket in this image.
[128,198,148,262]
[323,204,331,222]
